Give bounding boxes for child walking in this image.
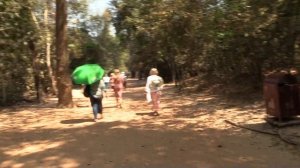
[110,69,126,108]
[145,68,164,116]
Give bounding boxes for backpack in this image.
[150,77,163,90]
[83,85,90,97]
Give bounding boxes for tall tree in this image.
[56,0,73,107]
[44,0,57,95]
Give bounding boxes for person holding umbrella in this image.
[72,64,105,122]
[87,79,105,121]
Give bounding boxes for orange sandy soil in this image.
[0,79,300,168]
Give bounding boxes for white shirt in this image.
[145,75,164,92]
[103,76,110,83]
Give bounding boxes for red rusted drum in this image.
[264,73,300,121]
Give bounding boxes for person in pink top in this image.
[110,69,125,108]
[145,68,164,116]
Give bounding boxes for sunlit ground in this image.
[0,79,300,168]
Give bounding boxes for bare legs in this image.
[151,91,160,115]
[114,88,123,108]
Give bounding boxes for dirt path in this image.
[0,79,300,168]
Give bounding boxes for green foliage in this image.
[0,0,37,105]
[111,0,300,87]
[1,0,299,104]
[70,10,125,73]
[0,0,92,105]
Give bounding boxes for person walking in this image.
[103,74,110,97]
[110,69,125,108]
[145,68,164,116]
[121,72,127,88]
[85,79,105,122]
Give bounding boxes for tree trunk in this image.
[278,0,300,69]
[29,8,44,103]
[1,79,6,105]
[292,1,300,69]
[56,0,73,108]
[28,40,44,103]
[45,0,57,95]
[295,35,300,69]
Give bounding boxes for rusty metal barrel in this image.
[263,73,300,121]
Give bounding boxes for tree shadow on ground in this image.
[1,117,300,168]
[61,119,94,124]
[161,85,266,122]
[1,78,300,167]
[135,112,160,116]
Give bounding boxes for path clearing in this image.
[0,79,300,168]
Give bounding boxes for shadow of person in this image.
[103,105,117,109]
[60,119,94,124]
[135,112,159,116]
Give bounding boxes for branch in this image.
[224,120,299,146]
[224,120,277,135]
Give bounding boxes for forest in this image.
[1,0,299,106]
[1,1,300,167]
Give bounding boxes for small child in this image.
[145,68,164,116]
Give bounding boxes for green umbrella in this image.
[72,64,105,85]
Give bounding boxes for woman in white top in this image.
[145,68,164,116]
[103,74,110,97]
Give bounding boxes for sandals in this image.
[153,111,159,116]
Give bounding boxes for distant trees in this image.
[111,0,300,87]
[1,0,299,105]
